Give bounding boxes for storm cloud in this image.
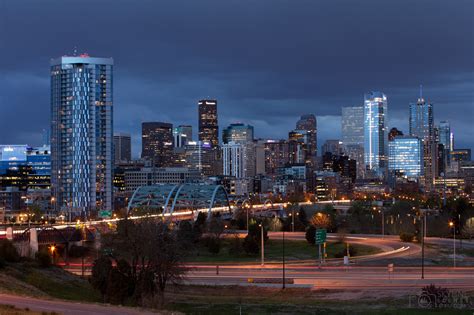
[0,0,472,157]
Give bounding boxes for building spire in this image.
[419,84,423,99]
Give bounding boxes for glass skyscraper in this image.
[341,106,364,146]
[296,114,318,164]
[388,136,423,179]
[364,91,388,177]
[51,55,113,217]
[409,92,435,189]
[222,123,254,144]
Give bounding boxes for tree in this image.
[90,255,113,302]
[310,212,331,229]
[102,219,186,306]
[243,235,259,255]
[208,215,225,239]
[462,218,474,240]
[0,239,19,262]
[106,259,134,305]
[177,221,194,248]
[297,207,308,228]
[305,225,316,244]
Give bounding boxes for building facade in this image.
[222,123,254,144]
[364,91,388,178]
[113,133,131,164]
[141,122,174,166]
[296,114,317,165]
[51,55,113,217]
[388,136,424,180]
[198,100,219,147]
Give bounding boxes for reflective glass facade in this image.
[222,123,254,144]
[388,137,423,179]
[364,91,388,177]
[341,106,364,146]
[198,100,219,147]
[51,56,113,216]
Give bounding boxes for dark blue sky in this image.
[0,0,473,158]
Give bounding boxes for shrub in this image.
[0,239,20,262]
[305,225,316,244]
[243,235,259,255]
[400,232,415,242]
[35,249,52,268]
[228,235,243,256]
[207,237,221,254]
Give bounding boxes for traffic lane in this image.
[0,294,156,315]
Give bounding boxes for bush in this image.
[305,226,316,244]
[35,249,52,268]
[0,239,20,262]
[243,235,259,255]
[400,232,415,242]
[206,237,221,254]
[228,235,243,256]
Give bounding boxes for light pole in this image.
[259,224,264,267]
[282,229,286,289]
[246,204,250,233]
[289,210,294,232]
[420,211,425,279]
[449,221,456,268]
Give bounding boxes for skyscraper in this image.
[50,55,113,217]
[222,141,255,178]
[341,107,364,146]
[113,133,131,164]
[141,122,174,166]
[222,123,254,144]
[409,88,436,189]
[296,114,317,163]
[341,106,364,179]
[438,121,452,152]
[388,136,423,180]
[198,100,218,147]
[173,125,192,148]
[364,91,388,178]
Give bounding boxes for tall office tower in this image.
[198,100,219,147]
[51,55,113,217]
[341,106,364,179]
[341,107,364,145]
[364,91,388,178]
[409,88,436,189]
[264,139,289,175]
[288,130,309,164]
[141,122,174,167]
[222,123,254,144]
[42,128,51,146]
[296,114,318,163]
[322,140,343,156]
[388,136,424,180]
[173,125,192,148]
[113,133,131,164]
[222,141,256,178]
[438,121,452,169]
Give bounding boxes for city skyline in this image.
[0,1,472,158]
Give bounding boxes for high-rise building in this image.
[173,125,192,148]
[222,123,254,144]
[296,114,318,163]
[222,141,255,178]
[51,55,113,217]
[198,100,218,147]
[364,91,388,178]
[341,107,364,146]
[0,145,51,191]
[141,122,174,167]
[438,121,452,153]
[322,140,343,156]
[264,140,289,175]
[388,128,404,141]
[388,136,424,180]
[409,88,436,188]
[113,133,131,164]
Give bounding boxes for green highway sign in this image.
[315,229,327,244]
[99,210,112,218]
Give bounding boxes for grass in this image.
[0,304,59,315]
[186,239,381,263]
[164,285,473,315]
[0,262,100,302]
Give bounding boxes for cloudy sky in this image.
[0,0,472,158]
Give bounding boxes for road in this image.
[0,293,158,315]
[185,265,474,289]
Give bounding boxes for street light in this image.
[259,224,264,267]
[49,245,56,265]
[289,211,294,232]
[449,221,456,268]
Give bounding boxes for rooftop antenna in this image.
[419,84,423,100]
[73,47,78,56]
